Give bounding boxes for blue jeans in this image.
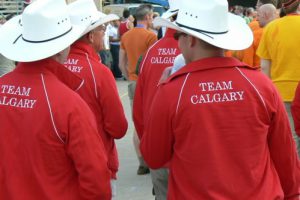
[110,44,122,78]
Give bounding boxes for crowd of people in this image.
[0,0,300,199]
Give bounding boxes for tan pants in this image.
[285,102,300,157]
[128,81,147,167]
[150,168,169,200]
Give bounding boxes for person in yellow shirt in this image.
[257,0,300,156]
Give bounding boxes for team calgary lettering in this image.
[0,85,37,109]
[151,48,177,64]
[191,81,245,104]
[65,59,83,73]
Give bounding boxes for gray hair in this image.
[135,4,153,21]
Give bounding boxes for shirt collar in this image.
[164,57,250,84]
[136,24,146,28]
[70,40,101,61]
[164,28,177,38]
[16,58,84,91]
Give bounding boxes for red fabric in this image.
[119,20,130,38]
[0,59,111,200]
[292,82,300,136]
[66,41,128,179]
[141,57,300,200]
[133,29,180,140]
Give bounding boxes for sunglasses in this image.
[173,32,187,40]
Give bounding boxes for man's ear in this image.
[190,36,197,47]
[87,31,94,43]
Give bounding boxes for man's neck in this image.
[189,49,224,63]
[136,20,148,29]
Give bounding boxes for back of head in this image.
[281,0,299,14]
[246,7,255,16]
[123,9,130,19]
[234,5,244,15]
[257,0,278,7]
[258,3,277,27]
[135,4,153,21]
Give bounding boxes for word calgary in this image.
[0,85,37,109]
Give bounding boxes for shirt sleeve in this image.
[256,27,271,60]
[97,66,128,139]
[268,87,300,199]
[242,44,254,67]
[292,83,300,136]
[140,85,174,169]
[133,65,145,139]
[147,33,158,49]
[66,98,112,200]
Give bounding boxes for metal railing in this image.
[0,0,23,19]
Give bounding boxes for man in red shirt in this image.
[141,0,300,199]
[66,0,128,197]
[0,0,111,199]
[133,1,180,198]
[119,9,134,38]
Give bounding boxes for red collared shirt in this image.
[141,57,300,200]
[0,59,111,200]
[133,29,180,139]
[66,41,128,179]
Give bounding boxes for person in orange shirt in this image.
[229,0,278,63]
[119,4,157,175]
[242,4,277,68]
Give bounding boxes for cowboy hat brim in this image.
[0,15,87,62]
[153,13,253,51]
[161,8,179,19]
[83,13,119,35]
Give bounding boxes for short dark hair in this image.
[135,4,153,21]
[258,0,278,7]
[123,9,130,18]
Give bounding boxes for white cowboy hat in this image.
[68,0,119,36]
[161,0,181,19]
[153,0,253,50]
[0,0,87,62]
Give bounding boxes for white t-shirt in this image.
[108,24,120,46]
[171,54,186,74]
[103,23,111,50]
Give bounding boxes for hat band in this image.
[176,22,228,39]
[13,27,73,44]
[170,9,179,13]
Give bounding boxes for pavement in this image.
[114,79,155,200]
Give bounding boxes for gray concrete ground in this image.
[114,79,154,200]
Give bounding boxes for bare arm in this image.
[119,48,128,79]
[260,59,271,78]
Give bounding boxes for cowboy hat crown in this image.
[22,0,73,43]
[176,0,228,34]
[68,0,119,36]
